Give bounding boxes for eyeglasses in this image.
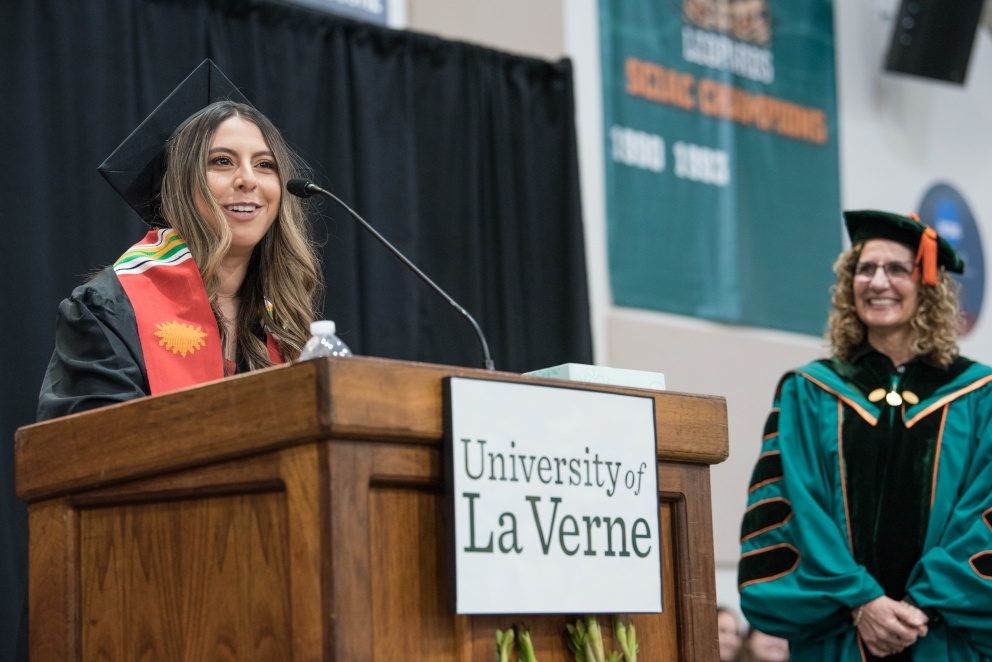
[852,261,916,282]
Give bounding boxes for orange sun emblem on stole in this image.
[154,321,208,357]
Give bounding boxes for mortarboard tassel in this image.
[915,226,938,286]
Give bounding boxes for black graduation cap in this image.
[843,209,964,286]
[98,59,251,224]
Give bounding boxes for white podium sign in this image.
[444,378,662,614]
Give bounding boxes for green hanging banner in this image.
[600,0,841,335]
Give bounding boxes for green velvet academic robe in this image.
[739,347,992,661]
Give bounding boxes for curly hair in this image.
[159,101,323,369]
[827,242,961,367]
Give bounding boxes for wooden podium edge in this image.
[16,356,728,502]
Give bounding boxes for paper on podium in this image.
[524,363,666,391]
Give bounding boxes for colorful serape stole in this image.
[114,229,223,394]
[115,229,286,395]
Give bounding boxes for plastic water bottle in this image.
[298,320,352,360]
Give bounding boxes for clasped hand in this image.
[854,595,929,657]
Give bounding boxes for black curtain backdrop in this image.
[0,0,591,656]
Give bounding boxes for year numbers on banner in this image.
[610,125,665,172]
[673,141,730,187]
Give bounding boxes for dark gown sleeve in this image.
[37,267,149,421]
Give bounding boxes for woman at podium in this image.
[37,60,322,421]
[738,210,992,660]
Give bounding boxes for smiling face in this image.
[854,239,920,342]
[196,116,281,261]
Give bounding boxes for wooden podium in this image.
[16,357,728,661]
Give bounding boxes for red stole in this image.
[114,229,282,395]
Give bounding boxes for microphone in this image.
[287,178,495,371]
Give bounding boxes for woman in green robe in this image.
[739,210,992,661]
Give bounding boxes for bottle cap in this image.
[310,320,337,335]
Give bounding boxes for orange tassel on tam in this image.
[915,226,939,286]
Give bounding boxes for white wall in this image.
[407,0,564,60]
[405,0,992,621]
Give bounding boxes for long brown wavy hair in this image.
[159,101,323,368]
[827,242,961,367]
